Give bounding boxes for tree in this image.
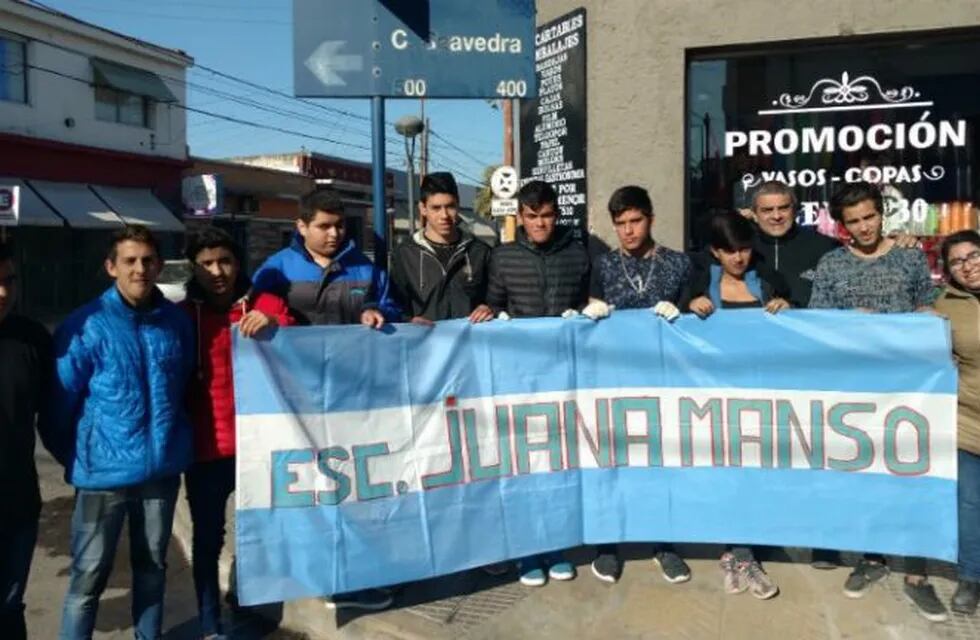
[474,164,499,219]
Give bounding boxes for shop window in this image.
[686,30,980,264]
[0,33,27,104]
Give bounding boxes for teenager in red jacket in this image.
[179,227,292,640]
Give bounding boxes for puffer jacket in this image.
[180,281,293,461]
[252,234,400,325]
[41,286,196,489]
[389,230,492,321]
[934,284,980,456]
[486,226,591,318]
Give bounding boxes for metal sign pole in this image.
[371,95,387,269]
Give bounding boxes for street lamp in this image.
[394,115,425,236]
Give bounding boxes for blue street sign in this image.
[293,0,537,98]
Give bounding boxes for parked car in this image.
[157,259,191,303]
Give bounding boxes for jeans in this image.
[59,475,180,640]
[960,449,980,581]
[185,458,236,636]
[0,521,39,640]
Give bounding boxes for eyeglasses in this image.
[947,250,980,271]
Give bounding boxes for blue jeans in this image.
[185,458,235,636]
[0,521,39,640]
[960,449,980,581]
[59,475,180,640]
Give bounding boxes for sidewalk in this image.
[26,447,980,639]
[169,499,980,640]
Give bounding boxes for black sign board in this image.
[520,8,587,241]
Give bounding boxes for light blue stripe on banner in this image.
[233,310,955,417]
[234,467,957,605]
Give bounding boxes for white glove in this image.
[581,299,613,320]
[496,311,511,321]
[651,301,680,322]
[560,308,580,319]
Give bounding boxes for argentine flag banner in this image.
[232,310,957,606]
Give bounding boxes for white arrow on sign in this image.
[304,41,364,87]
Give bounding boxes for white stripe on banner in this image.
[237,386,956,510]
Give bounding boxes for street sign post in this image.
[293,0,537,268]
[294,0,537,99]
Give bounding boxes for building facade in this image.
[0,0,190,318]
[532,1,980,255]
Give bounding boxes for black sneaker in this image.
[842,560,889,598]
[654,551,691,584]
[591,553,622,583]
[324,589,393,611]
[904,581,949,622]
[952,580,980,615]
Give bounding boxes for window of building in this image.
[95,86,150,127]
[0,33,28,104]
[686,30,980,253]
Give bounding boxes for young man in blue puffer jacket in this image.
[41,225,195,640]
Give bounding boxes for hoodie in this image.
[389,230,492,321]
[252,234,400,326]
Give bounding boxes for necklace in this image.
[618,245,660,295]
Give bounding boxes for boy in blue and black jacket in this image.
[251,188,399,612]
[253,189,400,327]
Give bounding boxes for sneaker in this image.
[843,560,889,598]
[324,588,393,611]
[738,560,779,600]
[903,580,949,622]
[591,554,621,583]
[654,551,691,584]
[481,562,511,577]
[549,560,576,581]
[952,580,980,615]
[719,552,746,595]
[518,560,547,587]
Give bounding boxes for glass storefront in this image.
[686,29,980,276]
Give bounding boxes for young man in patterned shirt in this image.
[809,181,945,622]
[589,185,693,584]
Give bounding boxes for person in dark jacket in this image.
[253,189,397,611]
[252,188,400,327]
[487,181,602,320]
[389,172,494,324]
[687,212,791,319]
[587,186,693,585]
[748,180,840,308]
[0,241,52,640]
[179,227,293,639]
[486,180,606,588]
[42,225,196,640]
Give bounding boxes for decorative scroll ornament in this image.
[772,72,919,110]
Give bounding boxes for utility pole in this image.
[420,98,429,179]
[502,98,516,243]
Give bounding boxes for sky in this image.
[33,0,505,185]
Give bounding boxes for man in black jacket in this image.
[390,172,494,324]
[486,180,607,587]
[487,180,599,319]
[0,242,52,639]
[748,180,840,308]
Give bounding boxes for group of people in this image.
[0,170,978,639]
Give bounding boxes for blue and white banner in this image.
[232,310,957,606]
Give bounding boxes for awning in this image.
[91,58,177,103]
[90,185,184,233]
[29,180,123,229]
[0,178,65,227]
